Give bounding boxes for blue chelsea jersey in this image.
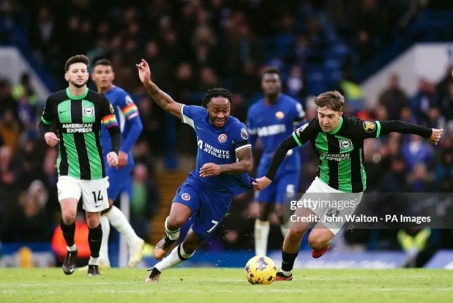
[247,94,305,171]
[100,86,140,164]
[181,105,252,196]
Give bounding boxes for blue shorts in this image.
[105,164,133,200]
[173,176,232,241]
[255,165,300,204]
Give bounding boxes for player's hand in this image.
[44,132,60,147]
[117,151,128,168]
[252,176,272,191]
[429,128,443,145]
[199,163,222,177]
[136,59,152,84]
[107,152,118,167]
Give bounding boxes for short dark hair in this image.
[263,67,280,77]
[64,54,90,72]
[314,90,344,112]
[201,87,232,108]
[93,59,113,69]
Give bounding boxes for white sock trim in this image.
[164,217,181,241]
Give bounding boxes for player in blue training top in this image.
[91,59,145,268]
[136,59,253,283]
[247,67,305,257]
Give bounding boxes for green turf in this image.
[0,268,452,303]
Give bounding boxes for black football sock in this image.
[60,220,76,247]
[88,224,103,258]
[281,250,298,272]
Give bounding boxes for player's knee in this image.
[258,203,273,221]
[287,227,305,241]
[308,230,331,249]
[166,216,185,230]
[61,210,76,225]
[85,214,100,229]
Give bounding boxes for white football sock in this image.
[106,205,139,245]
[154,244,194,272]
[89,256,99,266]
[254,219,270,256]
[67,244,77,252]
[164,217,181,241]
[99,215,110,262]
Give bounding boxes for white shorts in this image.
[57,176,109,212]
[301,177,363,235]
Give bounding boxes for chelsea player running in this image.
[247,67,305,257]
[136,59,253,282]
[91,59,145,268]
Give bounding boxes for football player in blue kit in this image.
[92,59,145,268]
[247,67,305,256]
[136,59,254,282]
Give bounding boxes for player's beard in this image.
[70,79,88,88]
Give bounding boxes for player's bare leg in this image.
[254,201,274,256]
[154,202,192,260]
[276,207,315,281]
[146,228,203,283]
[308,225,334,258]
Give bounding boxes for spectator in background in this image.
[14,138,43,189]
[0,79,17,120]
[12,73,39,106]
[0,110,21,153]
[378,73,409,120]
[8,180,50,242]
[401,134,435,172]
[409,78,438,126]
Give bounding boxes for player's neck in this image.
[98,84,114,94]
[264,94,280,105]
[68,86,88,97]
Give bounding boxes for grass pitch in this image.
[0,268,452,303]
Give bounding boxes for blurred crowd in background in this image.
[1,0,453,258]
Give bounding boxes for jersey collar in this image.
[66,87,89,100]
[328,117,343,135]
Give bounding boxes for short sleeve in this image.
[181,105,206,128]
[246,107,256,135]
[231,122,251,152]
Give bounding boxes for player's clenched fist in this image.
[106,151,118,167]
[44,132,60,147]
[252,176,272,191]
[429,128,443,145]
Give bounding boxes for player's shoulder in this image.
[343,114,361,126]
[47,89,67,101]
[184,105,206,115]
[227,115,244,127]
[86,89,108,101]
[226,116,249,140]
[295,117,319,135]
[248,98,264,112]
[280,93,299,104]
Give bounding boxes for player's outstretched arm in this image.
[136,59,182,120]
[379,120,443,145]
